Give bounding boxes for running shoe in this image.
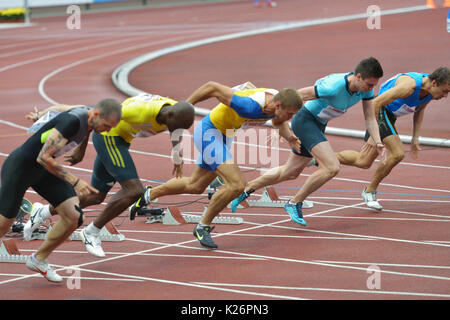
[23,202,46,241]
[284,201,307,226]
[193,224,217,249]
[129,185,152,220]
[361,188,383,211]
[79,228,105,257]
[231,189,253,213]
[25,253,62,283]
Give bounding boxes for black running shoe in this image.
[193,224,217,249]
[129,185,152,220]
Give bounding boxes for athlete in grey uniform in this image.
[0,99,121,282]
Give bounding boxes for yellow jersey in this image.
[103,93,177,143]
[209,88,277,137]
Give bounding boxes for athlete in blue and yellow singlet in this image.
[133,81,303,249]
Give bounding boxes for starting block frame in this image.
[28,222,125,242]
[146,206,244,226]
[228,187,313,210]
[0,239,27,263]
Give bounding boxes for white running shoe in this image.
[79,228,105,258]
[23,202,46,241]
[361,188,383,211]
[26,253,62,283]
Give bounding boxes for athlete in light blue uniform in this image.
[337,67,450,211]
[231,57,385,225]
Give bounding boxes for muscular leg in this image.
[0,215,15,238]
[92,179,143,229]
[246,152,310,192]
[148,166,217,201]
[292,141,340,203]
[48,191,107,216]
[34,197,81,261]
[201,160,246,225]
[337,140,379,169]
[366,135,404,192]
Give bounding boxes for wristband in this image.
[73,178,80,188]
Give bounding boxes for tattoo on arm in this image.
[37,129,76,184]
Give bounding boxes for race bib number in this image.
[392,104,416,117]
[317,106,347,122]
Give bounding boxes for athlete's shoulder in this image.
[314,73,347,97]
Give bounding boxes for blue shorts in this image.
[291,107,327,158]
[194,115,233,171]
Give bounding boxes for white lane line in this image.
[192,282,450,298]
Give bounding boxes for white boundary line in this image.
[191,282,450,298]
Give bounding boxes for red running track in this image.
[0,0,449,302]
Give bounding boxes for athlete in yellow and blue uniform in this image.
[132,81,303,249]
[194,88,277,171]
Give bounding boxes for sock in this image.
[197,223,210,229]
[86,222,101,235]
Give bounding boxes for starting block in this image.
[29,222,125,242]
[0,239,27,263]
[228,187,314,209]
[146,206,244,225]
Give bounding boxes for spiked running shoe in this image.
[23,202,46,241]
[284,201,307,226]
[193,224,217,249]
[26,253,62,283]
[231,189,254,213]
[129,185,153,220]
[361,188,383,211]
[79,228,105,258]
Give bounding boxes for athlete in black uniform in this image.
[0,99,121,282]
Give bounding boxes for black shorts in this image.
[90,132,139,193]
[364,106,398,142]
[0,148,76,219]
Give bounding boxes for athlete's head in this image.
[90,98,122,133]
[165,101,195,131]
[428,67,450,100]
[271,88,303,122]
[354,57,384,92]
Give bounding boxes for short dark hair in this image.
[355,57,383,79]
[94,98,122,121]
[428,67,450,86]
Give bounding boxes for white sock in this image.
[86,222,101,235]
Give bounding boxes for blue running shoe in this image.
[231,189,254,213]
[284,201,307,226]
